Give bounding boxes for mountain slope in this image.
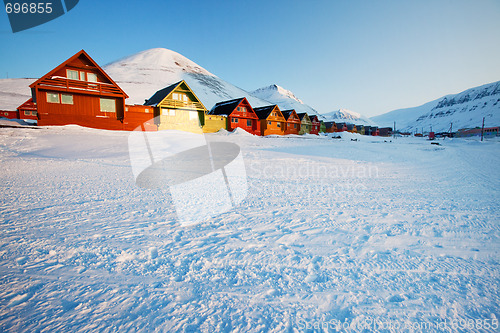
[103,48,270,110]
[0,78,36,111]
[322,109,377,126]
[372,81,500,132]
[250,84,326,120]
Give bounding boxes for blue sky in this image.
[1,0,499,117]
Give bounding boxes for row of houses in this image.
[6,50,391,137]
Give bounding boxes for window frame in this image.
[99,98,116,113]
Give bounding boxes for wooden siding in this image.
[123,105,156,131]
[298,115,312,135]
[0,110,19,119]
[30,50,128,130]
[203,114,227,133]
[259,106,285,136]
[18,98,37,120]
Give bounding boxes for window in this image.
[161,109,175,116]
[61,94,73,105]
[172,93,179,100]
[189,111,198,121]
[247,119,252,126]
[79,71,86,81]
[100,98,116,113]
[234,118,238,123]
[87,73,97,82]
[268,121,271,125]
[182,94,188,102]
[67,69,79,80]
[294,124,297,129]
[47,92,60,103]
[277,122,281,128]
[24,111,36,116]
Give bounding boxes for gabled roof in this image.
[253,105,280,120]
[281,109,299,121]
[324,121,336,128]
[309,115,319,123]
[209,97,246,116]
[17,98,36,110]
[30,49,128,98]
[296,113,311,122]
[144,80,182,106]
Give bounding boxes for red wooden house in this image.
[281,109,301,135]
[29,50,129,130]
[17,98,38,121]
[253,105,286,136]
[209,97,260,135]
[309,115,320,135]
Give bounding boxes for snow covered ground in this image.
[0,120,499,332]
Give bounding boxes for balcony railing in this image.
[159,99,205,110]
[37,77,124,97]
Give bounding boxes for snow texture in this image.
[0,120,499,332]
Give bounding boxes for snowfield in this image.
[0,121,499,332]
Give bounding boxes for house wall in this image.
[203,114,227,133]
[299,120,311,135]
[156,107,204,133]
[285,120,300,135]
[36,90,125,130]
[123,105,156,131]
[0,110,20,119]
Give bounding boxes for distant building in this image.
[378,127,393,137]
[456,127,499,138]
[281,109,301,135]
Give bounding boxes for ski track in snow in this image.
[0,124,499,332]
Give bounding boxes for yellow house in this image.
[144,80,206,133]
[297,113,312,135]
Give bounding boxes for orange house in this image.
[281,109,301,135]
[29,50,129,130]
[253,105,286,136]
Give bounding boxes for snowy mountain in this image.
[0,78,36,110]
[372,80,500,132]
[322,108,377,126]
[250,84,326,120]
[103,48,271,110]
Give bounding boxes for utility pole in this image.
[481,117,485,141]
